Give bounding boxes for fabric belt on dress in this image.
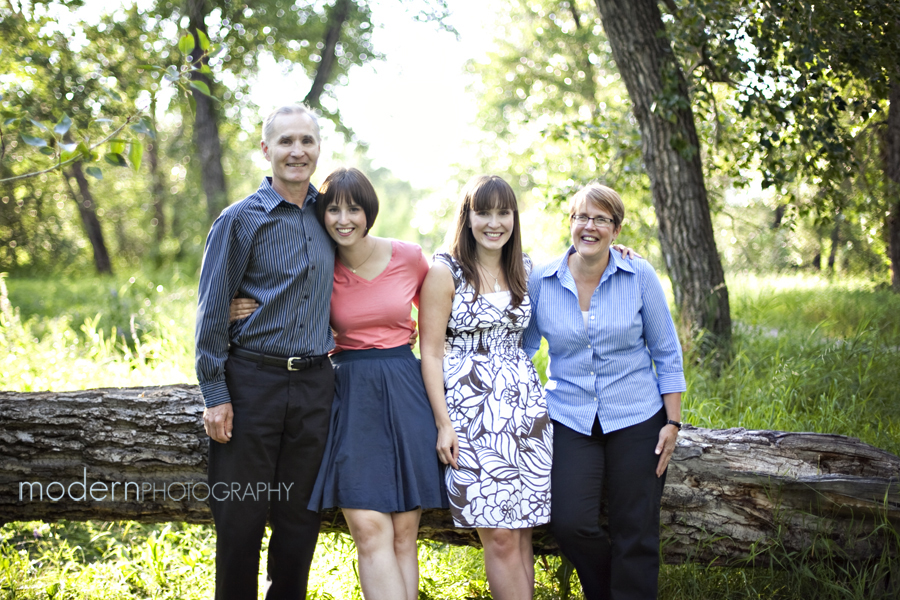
[230,346,328,371]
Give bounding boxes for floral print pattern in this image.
[435,253,553,529]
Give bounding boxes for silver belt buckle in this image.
[286,356,303,371]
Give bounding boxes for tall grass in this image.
[685,274,900,456]
[1,271,898,599]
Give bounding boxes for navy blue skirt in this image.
[308,345,448,513]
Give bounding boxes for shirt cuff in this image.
[200,379,232,409]
[657,371,687,395]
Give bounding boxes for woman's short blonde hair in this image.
[569,183,625,229]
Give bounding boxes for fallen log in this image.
[1,385,898,565]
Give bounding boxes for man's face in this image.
[261,113,321,190]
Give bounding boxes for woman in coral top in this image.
[231,167,446,600]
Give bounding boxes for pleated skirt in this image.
[308,345,448,513]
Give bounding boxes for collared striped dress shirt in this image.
[195,177,335,408]
[523,247,686,436]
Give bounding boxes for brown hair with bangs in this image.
[449,175,527,308]
[315,167,379,236]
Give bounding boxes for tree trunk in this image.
[149,94,166,245]
[186,0,228,222]
[828,218,840,272]
[886,80,900,292]
[1,386,897,565]
[303,0,353,109]
[772,203,786,229]
[63,163,112,275]
[592,0,731,351]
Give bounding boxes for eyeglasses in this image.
[571,214,615,228]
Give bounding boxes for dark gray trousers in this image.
[550,409,667,600]
[209,354,334,600]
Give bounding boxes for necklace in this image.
[344,239,377,273]
[477,260,503,293]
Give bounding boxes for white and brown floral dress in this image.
[434,252,553,529]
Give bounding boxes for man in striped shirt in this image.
[196,105,336,600]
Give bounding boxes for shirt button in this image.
[303,294,309,299]
[590,371,595,375]
[587,344,591,348]
[311,266,316,270]
[308,236,312,241]
[590,315,595,320]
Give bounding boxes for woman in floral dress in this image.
[420,175,552,600]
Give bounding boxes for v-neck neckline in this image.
[337,240,395,283]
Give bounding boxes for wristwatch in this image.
[666,419,682,430]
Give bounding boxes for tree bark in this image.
[303,0,353,109]
[886,80,900,292]
[148,94,166,245]
[186,0,228,222]
[63,163,113,275]
[592,0,731,351]
[1,386,898,565]
[828,218,840,272]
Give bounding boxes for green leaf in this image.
[200,64,212,75]
[178,34,195,55]
[76,142,92,159]
[189,80,212,98]
[21,134,48,147]
[109,139,126,154]
[104,86,123,102]
[197,29,210,51]
[128,140,144,171]
[85,166,103,180]
[29,118,50,132]
[104,152,128,167]
[39,146,54,156]
[164,65,180,82]
[130,119,156,140]
[54,114,72,135]
[4,118,19,126]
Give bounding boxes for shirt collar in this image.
[541,245,636,279]
[258,177,319,213]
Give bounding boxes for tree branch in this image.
[0,112,142,185]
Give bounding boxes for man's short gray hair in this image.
[262,105,321,143]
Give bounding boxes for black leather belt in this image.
[230,347,328,371]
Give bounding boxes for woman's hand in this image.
[654,424,678,477]
[612,244,641,259]
[436,422,460,470]
[229,297,260,322]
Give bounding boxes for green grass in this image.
[1,271,899,598]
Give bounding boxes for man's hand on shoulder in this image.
[204,403,234,443]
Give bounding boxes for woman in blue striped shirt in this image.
[523,183,686,600]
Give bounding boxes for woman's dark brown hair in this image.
[449,175,527,308]
[315,167,379,235]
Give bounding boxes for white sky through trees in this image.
[47,0,495,190]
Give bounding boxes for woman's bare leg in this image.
[344,508,420,600]
[391,510,422,600]
[477,527,534,600]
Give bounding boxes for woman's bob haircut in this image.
[315,167,379,236]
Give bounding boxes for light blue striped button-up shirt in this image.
[523,247,686,436]
[195,177,335,408]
